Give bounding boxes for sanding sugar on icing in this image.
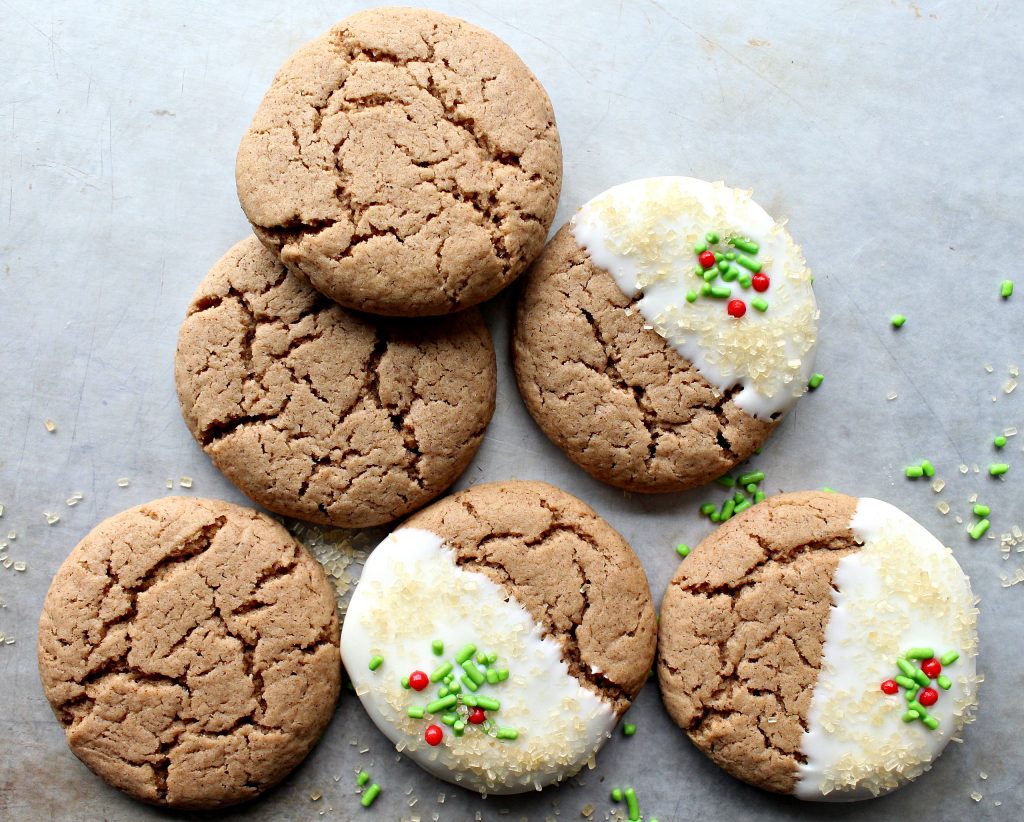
[794,498,980,801]
[570,177,817,420]
[340,528,617,795]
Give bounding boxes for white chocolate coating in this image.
[340,528,617,795]
[794,498,980,801]
[570,176,817,419]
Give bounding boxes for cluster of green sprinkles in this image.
[356,770,380,809]
[610,785,647,821]
[880,648,960,731]
[969,502,992,540]
[701,469,767,522]
[905,459,936,479]
[687,231,771,312]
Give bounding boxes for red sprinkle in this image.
[752,273,770,292]
[699,250,716,269]
[424,724,443,746]
[727,299,746,318]
[408,670,429,691]
[469,708,486,725]
[918,687,939,707]
[921,658,942,679]
[880,679,899,695]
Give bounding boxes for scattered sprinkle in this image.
[994,435,1007,448]
[1000,279,1014,298]
[43,418,56,432]
[891,314,906,328]
[808,372,825,390]
[360,783,381,808]
[623,723,636,736]
[969,520,991,540]
[989,463,1010,476]
[610,788,623,802]
[675,543,690,558]
[973,504,991,517]
[368,655,384,671]
[432,639,444,656]
[357,770,370,787]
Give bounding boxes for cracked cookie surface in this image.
[175,236,496,528]
[402,480,657,711]
[37,497,341,809]
[657,491,858,794]
[513,225,776,493]
[236,6,562,316]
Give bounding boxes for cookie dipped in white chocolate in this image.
[341,528,618,794]
[795,498,980,801]
[570,177,817,420]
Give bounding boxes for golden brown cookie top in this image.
[236,6,562,316]
[174,236,496,528]
[37,497,341,809]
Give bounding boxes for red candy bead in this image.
[918,687,939,707]
[752,273,770,292]
[699,250,716,269]
[424,724,443,746]
[727,299,746,318]
[408,670,429,691]
[921,658,942,679]
[469,708,486,725]
[880,679,899,695]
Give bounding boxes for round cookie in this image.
[513,176,818,493]
[658,491,979,801]
[37,497,341,809]
[341,480,657,794]
[236,6,562,316]
[175,236,496,529]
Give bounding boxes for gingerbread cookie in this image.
[236,6,562,316]
[175,236,496,529]
[514,177,818,493]
[658,491,980,801]
[341,480,657,794]
[37,497,341,809]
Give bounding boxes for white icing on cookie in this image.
[795,498,980,801]
[570,176,817,419]
[340,528,617,795]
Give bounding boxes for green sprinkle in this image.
[486,669,499,684]
[459,674,479,692]
[686,289,698,303]
[496,727,518,740]
[700,283,713,297]
[437,686,449,698]
[937,674,952,690]
[447,678,461,694]
[462,659,486,685]
[357,770,370,786]
[973,504,990,517]
[401,676,410,689]
[733,491,745,504]
[734,499,752,514]
[913,669,931,687]
[703,268,718,283]
[905,686,918,703]
[906,647,934,659]
[1000,279,1014,298]
[922,716,940,730]
[896,658,916,677]
[676,543,690,558]
[611,788,623,802]
[745,483,757,493]
[625,787,640,821]
[453,720,465,735]
[739,273,753,288]
[920,460,935,477]
[360,783,381,808]
[476,696,501,711]
[623,723,636,736]
[969,519,990,540]
[705,231,719,244]
[738,471,764,486]
[891,314,907,328]
[808,373,824,390]
[368,655,384,671]
[407,706,424,719]
[940,650,960,665]
[454,644,476,664]
[720,499,735,520]
[905,465,924,478]
[754,490,766,503]
[709,511,721,522]
[725,251,736,261]
[751,297,768,312]
[720,264,739,282]
[496,668,509,681]
[894,675,916,689]
[736,254,762,273]
[430,662,452,682]
[710,285,731,298]
[431,639,444,655]
[694,241,707,254]
[715,475,735,488]
[717,260,730,273]
[426,694,457,714]
[907,700,928,719]
[902,710,920,722]
[441,712,457,726]
[462,694,478,707]
[729,236,759,254]
[822,486,836,493]
[700,503,716,515]
[994,435,1007,448]
[989,463,1010,476]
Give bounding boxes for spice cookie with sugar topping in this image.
[175,236,496,529]
[37,497,341,809]
[341,480,657,794]
[658,491,980,801]
[513,176,818,493]
[236,6,562,316]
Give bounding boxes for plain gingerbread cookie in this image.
[658,491,980,801]
[37,497,341,810]
[514,177,818,493]
[236,6,562,316]
[175,236,496,528]
[341,480,657,793]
